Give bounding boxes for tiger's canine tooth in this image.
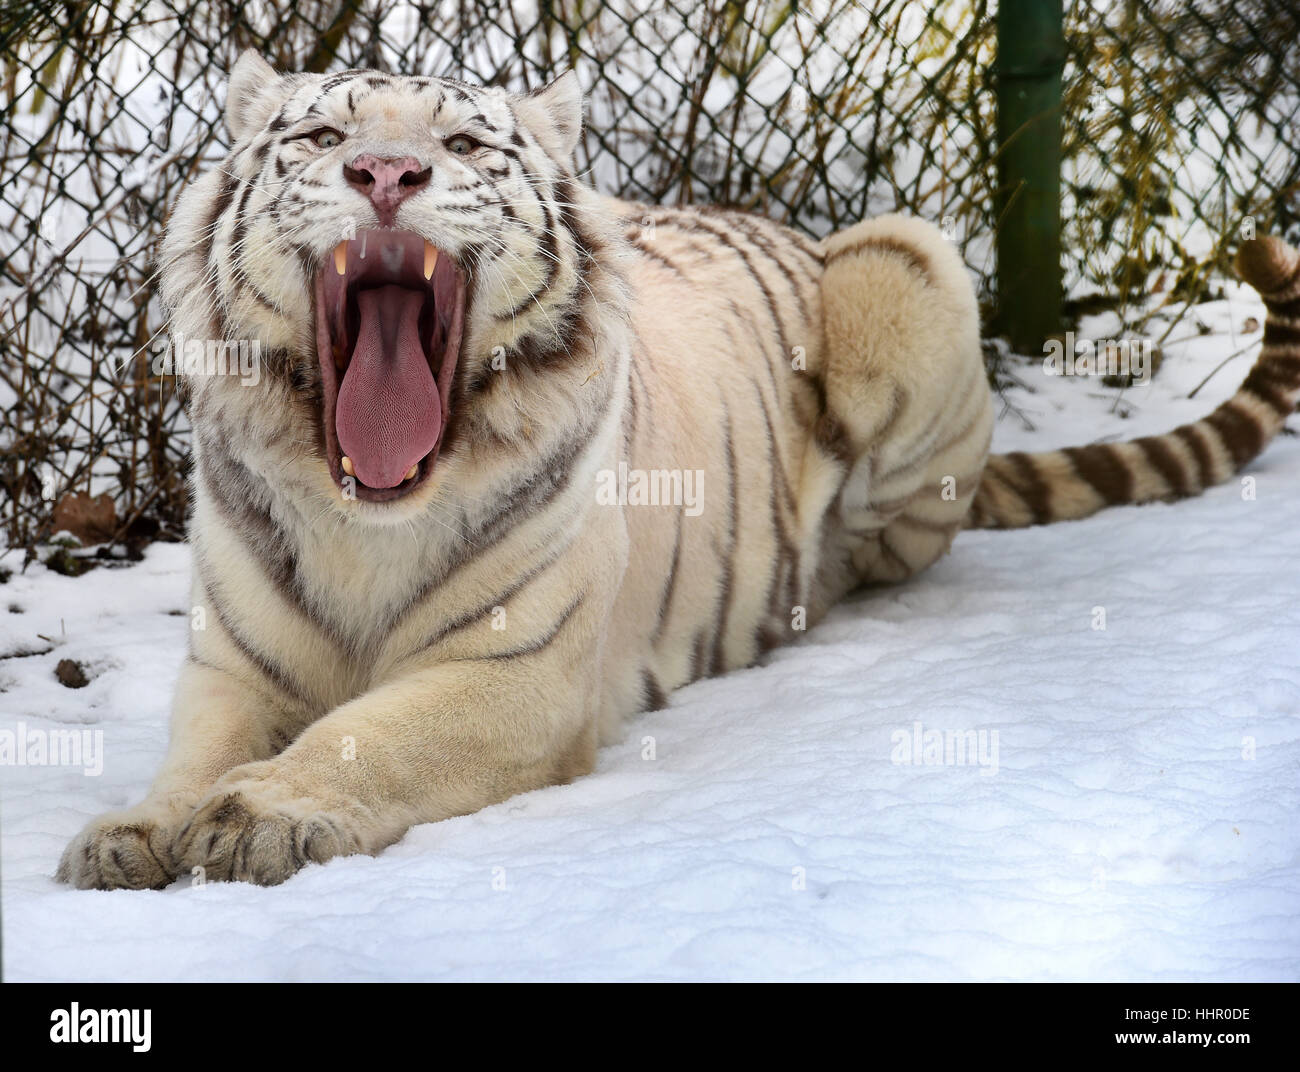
[405,464,418,481]
[333,241,347,275]
[341,455,355,476]
[423,242,438,280]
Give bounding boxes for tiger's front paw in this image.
[174,763,360,886]
[57,798,192,890]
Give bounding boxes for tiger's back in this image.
[601,199,995,737]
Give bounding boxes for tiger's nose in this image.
[343,155,431,226]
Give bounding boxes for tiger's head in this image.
[161,51,625,520]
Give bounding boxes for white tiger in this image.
[58,52,1300,887]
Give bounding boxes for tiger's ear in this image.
[522,71,584,160]
[225,51,286,142]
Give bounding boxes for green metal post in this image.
[994,0,1065,351]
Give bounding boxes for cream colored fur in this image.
[56,53,993,888]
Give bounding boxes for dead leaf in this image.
[55,658,89,689]
[49,492,116,545]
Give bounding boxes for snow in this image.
[2,283,1298,981]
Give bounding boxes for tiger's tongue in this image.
[335,285,440,489]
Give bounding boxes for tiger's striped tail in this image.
[966,236,1300,530]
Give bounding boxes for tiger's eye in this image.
[313,128,343,149]
[446,135,476,155]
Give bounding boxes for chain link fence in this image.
[1,0,1297,554]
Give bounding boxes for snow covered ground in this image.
[2,282,1297,981]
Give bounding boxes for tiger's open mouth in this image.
[313,228,465,502]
